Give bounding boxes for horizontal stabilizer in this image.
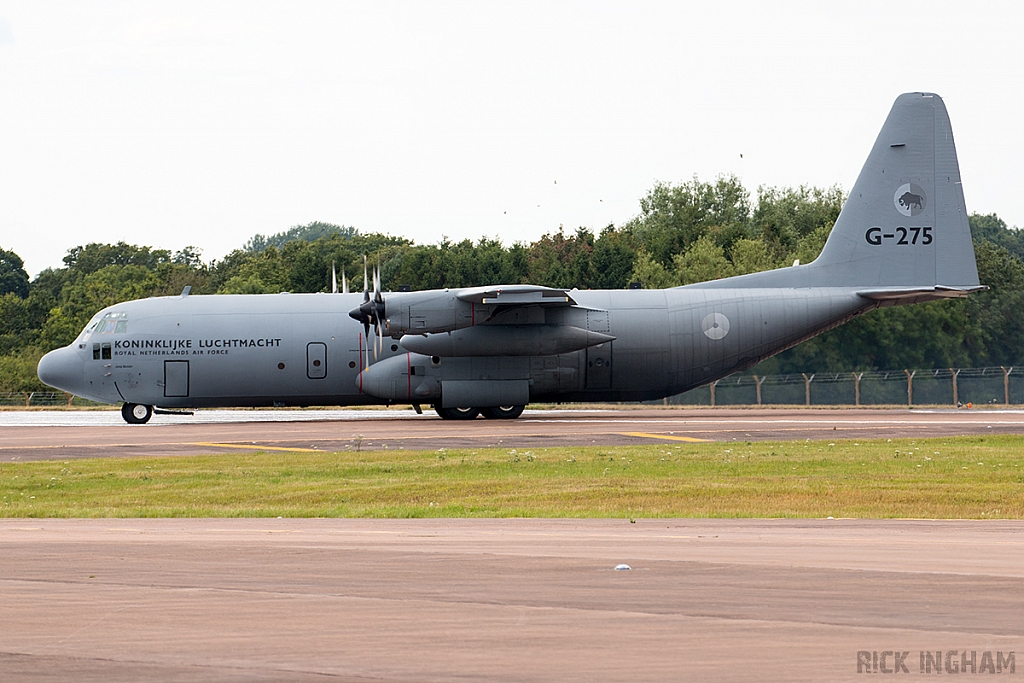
[857,284,988,304]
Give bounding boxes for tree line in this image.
[2,175,1023,395]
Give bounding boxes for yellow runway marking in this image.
[620,432,710,443]
[190,442,320,453]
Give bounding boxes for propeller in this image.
[373,259,384,359]
[331,262,350,294]
[349,255,386,366]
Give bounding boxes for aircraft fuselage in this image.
[44,286,874,410]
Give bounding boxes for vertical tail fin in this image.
[812,92,979,288]
[692,93,981,294]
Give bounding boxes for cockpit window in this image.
[80,312,128,340]
[76,317,102,342]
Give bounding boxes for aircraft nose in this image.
[37,346,83,394]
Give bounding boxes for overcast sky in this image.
[1,1,1021,277]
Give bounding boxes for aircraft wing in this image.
[455,284,577,306]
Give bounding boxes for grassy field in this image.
[2,435,1023,518]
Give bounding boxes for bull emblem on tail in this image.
[899,192,924,210]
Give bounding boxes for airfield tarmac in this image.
[2,518,1023,683]
[4,409,1024,682]
[2,407,1024,461]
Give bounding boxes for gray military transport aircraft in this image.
[38,92,983,423]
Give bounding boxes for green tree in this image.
[629,249,676,289]
[0,248,30,298]
[63,242,171,275]
[527,228,596,288]
[970,213,1024,261]
[218,247,289,294]
[729,238,777,275]
[0,347,48,403]
[626,175,751,266]
[39,265,160,349]
[674,235,734,284]
[752,185,843,260]
[243,221,358,252]
[591,226,636,289]
[790,224,833,265]
[0,292,48,355]
[961,240,1024,367]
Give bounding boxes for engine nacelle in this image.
[383,290,473,337]
[356,353,530,408]
[381,285,578,337]
[357,354,441,402]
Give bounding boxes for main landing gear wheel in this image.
[481,405,525,420]
[434,406,480,420]
[121,402,153,424]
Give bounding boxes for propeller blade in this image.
[331,261,338,294]
[362,255,369,303]
[341,269,349,295]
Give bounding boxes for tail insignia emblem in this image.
[894,183,926,217]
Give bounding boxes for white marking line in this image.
[523,418,1024,425]
[0,409,584,428]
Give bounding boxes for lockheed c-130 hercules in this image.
[38,93,984,423]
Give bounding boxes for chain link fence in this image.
[0,392,83,407]
[670,366,1022,407]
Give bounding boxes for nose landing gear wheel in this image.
[121,402,153,424]
[433,406,480,420]
[481,405,525,420]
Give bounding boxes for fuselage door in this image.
[164,360,190,398]
[307,342,327,379]
[586,343,612,390]
[585,309,612,390]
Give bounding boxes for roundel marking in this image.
[894,182,926,218]
[702,312,730,340]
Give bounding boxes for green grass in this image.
[2,436,1023,518]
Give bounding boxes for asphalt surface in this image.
[2,407,1024,460]
[1,518,1022,682]
[4,411,1024,681]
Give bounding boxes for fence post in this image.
[951,368,960,406]
[710,380,717,407]
[753,375,764,406]
[905,370,916,406]
[801,373,814,406]
[852,372,863,406]
[1003,366,1013,405]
